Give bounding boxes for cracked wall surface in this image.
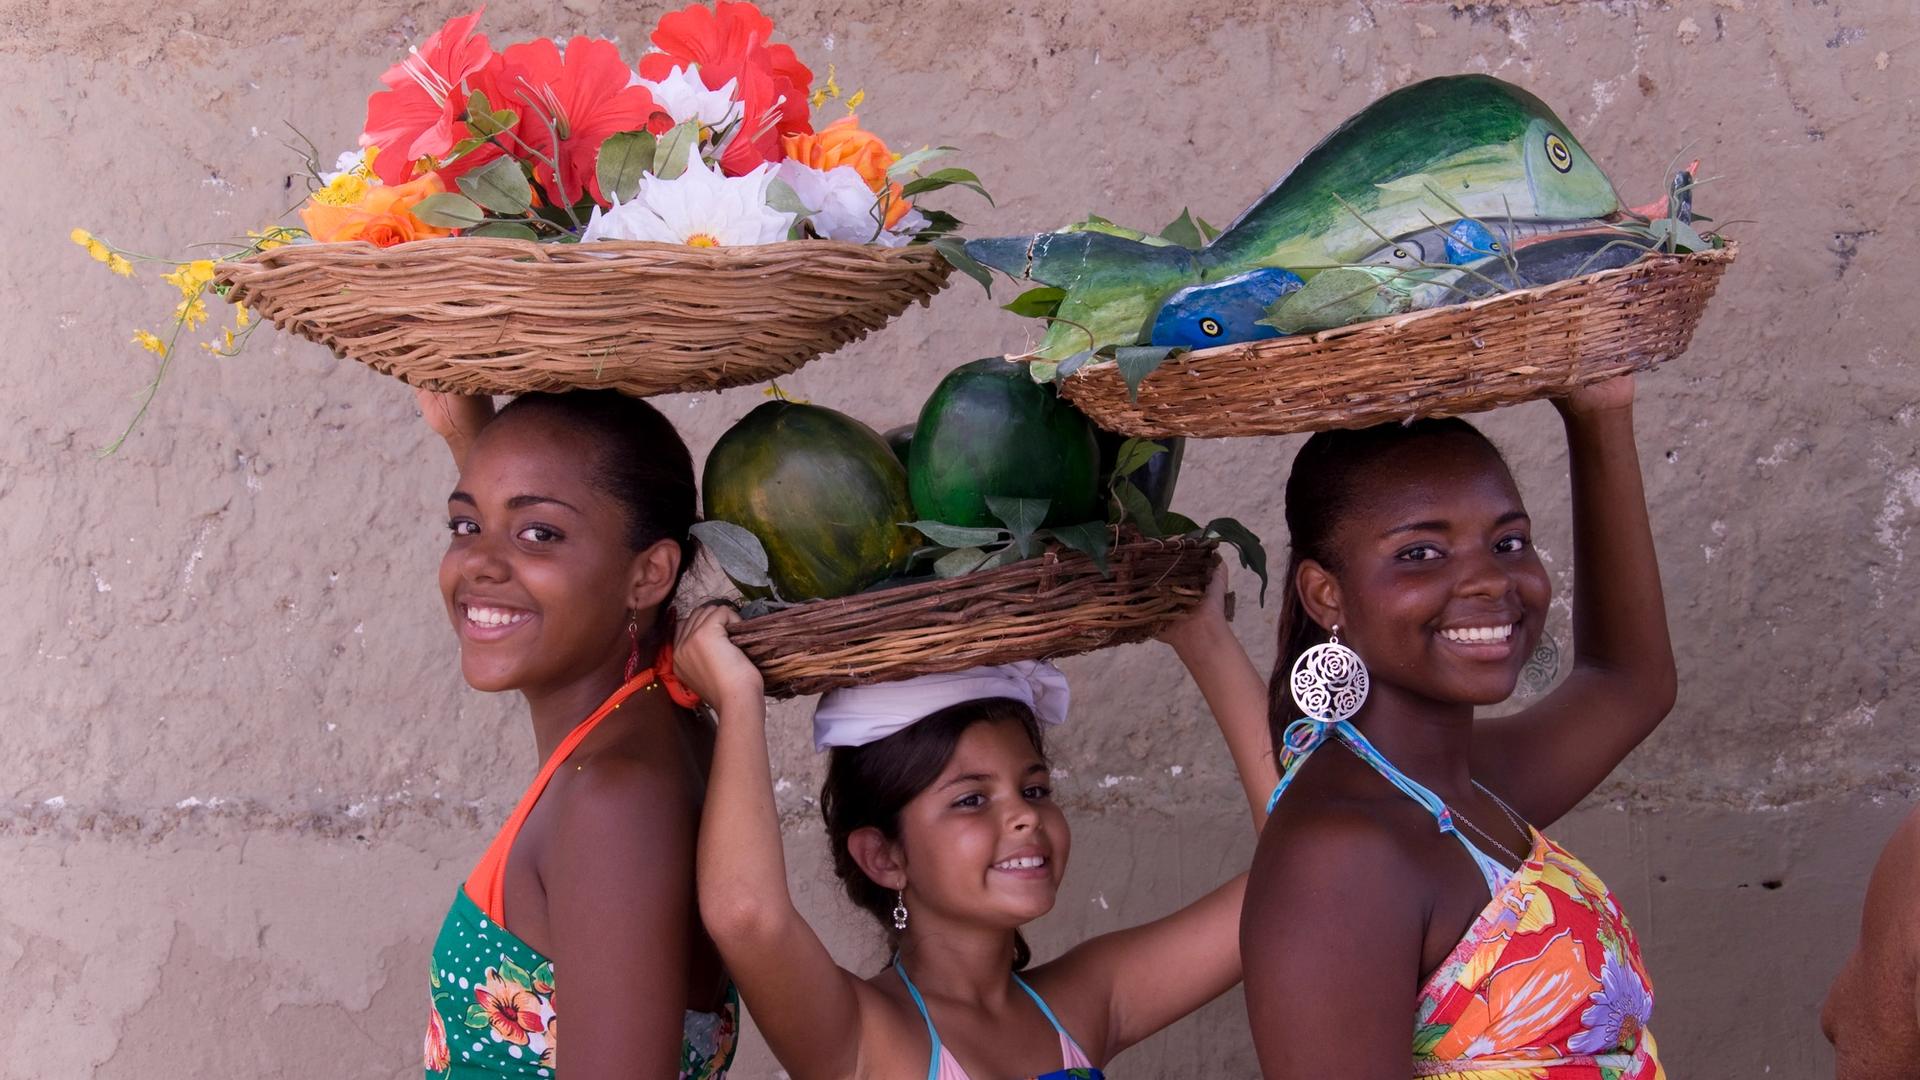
[4,0,1917,1075]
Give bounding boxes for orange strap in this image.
[463,645,700,923]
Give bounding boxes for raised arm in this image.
[1158,565,1280,827]
[673,605,865,1080]
[417,389,497,470]
[1475,376,1678,825]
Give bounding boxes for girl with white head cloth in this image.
[673,569,1275,1080]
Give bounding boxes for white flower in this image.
[632,62,741,130]
[774,161,928,248]
[581,143,795,247]
[321,148,375,185]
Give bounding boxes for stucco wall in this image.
[4,0,1917,1075]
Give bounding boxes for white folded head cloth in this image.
[811,660,1072,752]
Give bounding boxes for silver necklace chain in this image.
[1455,779,1531,866]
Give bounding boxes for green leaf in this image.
[652,120,702,179]
[530,961,553,987]
[688,520,773,591]
[1053,349,1094,382]
[1002,286,1066,319]
[902,520,1008,548]
[910,208,963,239]
[934,546,993,578]
[1196,216,1220,242]
[977,546,1023,571]
[1647,217,1709,254]
[596,130,656,204]
[466,221,540,241]
[1156,509,1201,535]
[410,193,487,230]
[1204,517,1270,603]
[499,958,532,989]
[766,177,811,217]
[899,167,993,205]
[887,146,955,179]
[984,496,1050,559]
[1159,208,1207,250]
[464,1004,492,1029]
[1110,438,1167,481]
[459,158,534,215]
[1413,1023,1450,1056]
[1113,345,1182,402]
[1048,521,1111,573]
[1113,483,1164,537]
[930,237,993,294]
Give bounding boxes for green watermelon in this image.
[703,402,917,601]
[882,423,915,466]
[908,358,1101,528]
[1095,430,1185,514]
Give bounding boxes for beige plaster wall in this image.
[3,0,1917,1075]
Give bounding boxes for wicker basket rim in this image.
[220,235,949,269]
[731,531,1217,629]
[1063,241,1739,374]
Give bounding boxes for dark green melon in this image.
[908,358,1101,528]
[1095,430,1185,514]
[703,402,916,601]
[882,423,915,467]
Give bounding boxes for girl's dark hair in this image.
[820,698,1046,970]
[491,390,699,631]
[1269,418,1507,744]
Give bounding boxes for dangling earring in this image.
[622,614,641,682]
[1518,630,1561,697]
[1289,624,1370,723]
[892,890,909,931]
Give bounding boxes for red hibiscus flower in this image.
[487,36,668,206]
[362,8,498,185]
[639,1,812,174]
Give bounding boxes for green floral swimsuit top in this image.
[425,662,737,1079]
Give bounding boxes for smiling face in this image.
[890,716,1070,930]
[1303,434,1551,708]
[438,414,661,696]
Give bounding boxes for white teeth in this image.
[465,605,530,629]
[1441,624,1515,644]
[994,856,1045,870]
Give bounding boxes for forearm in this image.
[697,695,799,939]
[1564,405,1675,697]
[1172,620,1278,827]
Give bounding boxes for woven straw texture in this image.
[212,237,952,397]
[1060,244,1736,438]
[728,532,1219,698]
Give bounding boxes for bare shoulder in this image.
[1253,796,1431,892]
[551,749,700,856]
[1822,804,1920,1078]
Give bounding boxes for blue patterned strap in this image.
[1264,718,1511,894]
[1011,973,1098,1065]
[894,959,945,1080]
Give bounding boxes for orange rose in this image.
[301,173,455,246]
[781,116,912,229]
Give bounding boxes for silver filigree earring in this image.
[892,890,909,931]
[1289,624,1370,723]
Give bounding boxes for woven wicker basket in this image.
[1060,244,1736,438]
[212,237,952,397]
[727,531,1219,698]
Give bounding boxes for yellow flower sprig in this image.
[807,64,866,114]
[72,225,303,455]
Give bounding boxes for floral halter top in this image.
[425,659,737,1079]
[1269,716,1664,1079]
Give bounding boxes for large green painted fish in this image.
[966,74,1627,363]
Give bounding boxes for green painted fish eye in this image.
[1545,132,1574,173]
[1200,317,1223,337]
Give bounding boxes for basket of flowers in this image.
[77,3,987,447]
